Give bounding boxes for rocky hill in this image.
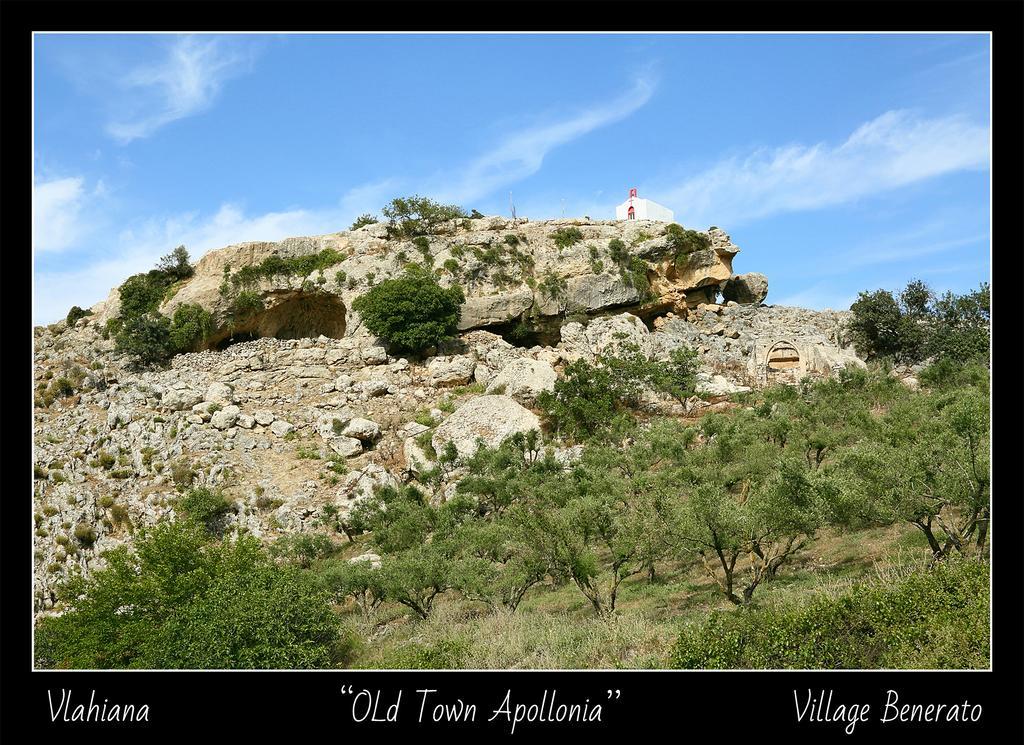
[33,216,863,613]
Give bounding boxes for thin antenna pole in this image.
[509,191,516,221]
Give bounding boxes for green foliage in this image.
[65,306,91,326]
[230,290,264,320]
[351,268,465,354]
[538,271,568,301]
[118,272,171,319]
[111,249,204,365]
[34,521,341,669]
[178,487,234,533]
[349,214,378,230]
[73,523,97,546]
[317,558,386,617]
[230,249,344,288]
[671,559,989,669]
[835,381,990,558]
[847,280,989,365]
[608,238,628,264]
[381,196,468,238]
[664,224,710,261]
[550,226,584,249]
[114,312,172,367]
[537,344,698,440]
[156,245,194,281]
[537,358,631,442]
[168,303,213,352]
[270,533,339,567]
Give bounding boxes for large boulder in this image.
[721,272,769,305]
[485,358,556,404]
[427,355,476,387]
[342,417,382,443]
[559,312,652,361]
[161,387,204,412]
[431,395,541,459]
[210,404,241,430]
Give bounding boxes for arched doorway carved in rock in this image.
[765,340,802,385]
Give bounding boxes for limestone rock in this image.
[696,373,751,396]
[431,395,541,460]
[348,552,382,569]
[721,272,769,305]
[205,382,235,404]
[270,420,295,437]
[327,436,363,458]
[211,404,241,430]
[254,410,276,426]
[458,289,534,331]
[559,312,652,361]
[485,358,556,403]
[342,417,381,443]
[162,387,204,411]
[427,355,476,387]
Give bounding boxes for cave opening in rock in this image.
[206,292,347,349]
[489,319,562,348]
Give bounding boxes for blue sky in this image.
[33,33,990,324]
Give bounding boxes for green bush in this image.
[65,306,91,326]
[349,214,378,230]
[351,267,465,354]
[664,224,710,260]
[73,523,97,546]
[537,358,632,441]
[847,280,989,365]
[156,245,194,281]
[550,227,583,249]
[230,290,264,320]
[34,520,341,669]
[114,313,172,367]
[270,533,339,567]
[382,196,468,238]
[229,249,344,288]
[179,487,234,533]
[168,303,213,352]
[671,559,989,669]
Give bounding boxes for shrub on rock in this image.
[352,266,465,354]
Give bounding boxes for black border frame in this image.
[4,2,1022,739]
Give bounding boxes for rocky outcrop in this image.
[485,358,557,404]
[94,218,745,352]
[721,272,769,305]
[431,395,541,460]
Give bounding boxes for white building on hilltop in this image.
[615,188,674,222]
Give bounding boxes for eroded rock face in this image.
[431,395,541,459]
[94,218,743,353]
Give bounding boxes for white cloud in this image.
[33,190,377,324]
[106,36,253,143]
[33,176,89,252]
[34,75,655,322]
[438,77,656,204]
[663,110,989,228]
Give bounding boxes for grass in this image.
[335,520,943,669]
